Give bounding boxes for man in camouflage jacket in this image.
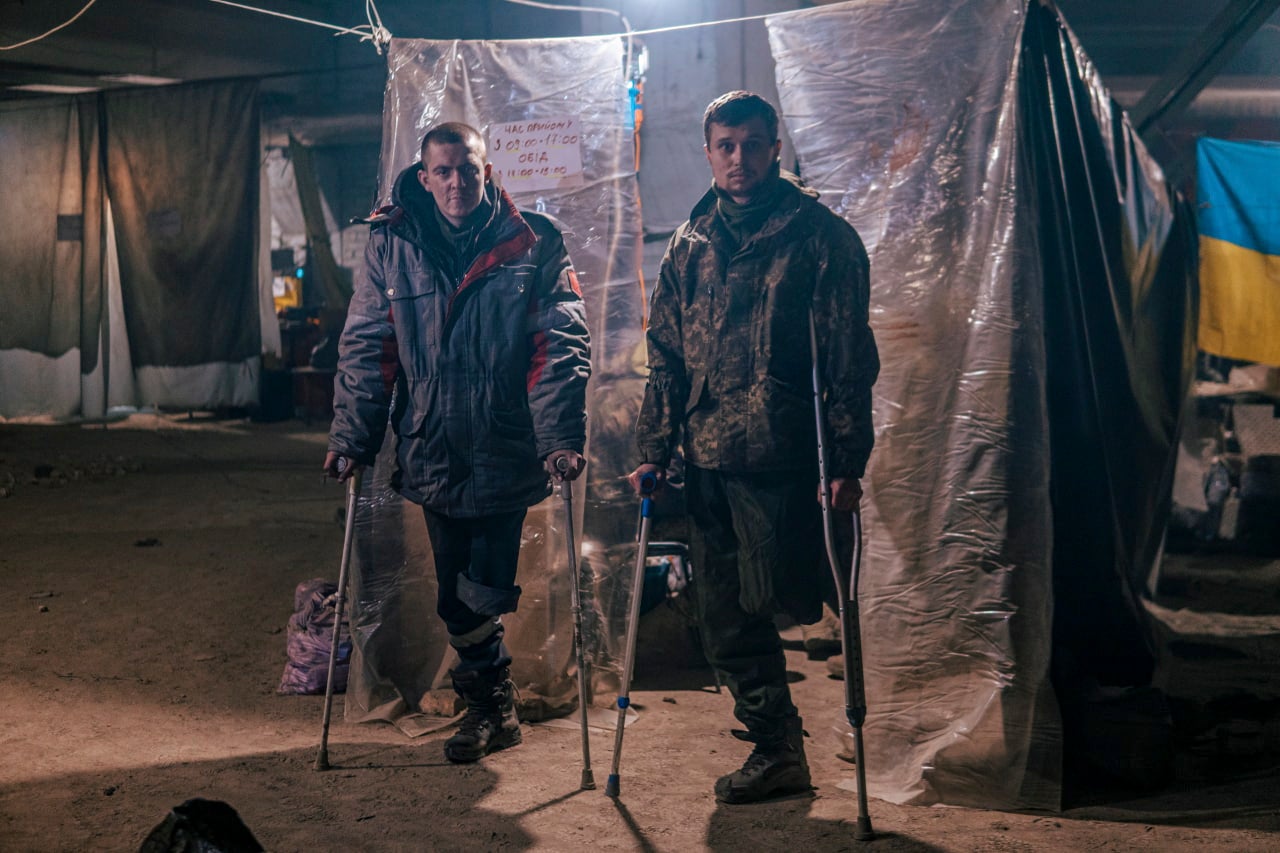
[326,122,591,764]
[630,92,878,804]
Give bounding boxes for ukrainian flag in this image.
[1197,138,1280,367]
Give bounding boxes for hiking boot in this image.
[444,668,522,763]
[800,603,842,660]
[714,717,811,804]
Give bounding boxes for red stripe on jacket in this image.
[380,304,399,394]
[527,331,549,392]
[445,189,537,325]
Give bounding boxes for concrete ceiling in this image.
[3,0,1279,148]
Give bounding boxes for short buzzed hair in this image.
[421,121,487,160]
[702,91,779,146]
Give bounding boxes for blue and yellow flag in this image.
[1197,138,1280,366]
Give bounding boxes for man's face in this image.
[419,141,490,226]
[705,117,781,203]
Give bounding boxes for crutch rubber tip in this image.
[581,770,596,790]
[313,751,330,772]
[604,775,620,797]
[855,817,874,841]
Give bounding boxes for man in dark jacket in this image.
[325,122,591,763]
[630,92,878,803]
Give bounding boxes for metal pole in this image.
[314,467,362,772]
[605,471,657,798]
[810,312,873,840]
[557,458,596,789]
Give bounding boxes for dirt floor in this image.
[2,414,1278,852]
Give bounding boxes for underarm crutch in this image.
[314,466,362,771]
[556,457,595,790]
[810,312,874,841]
[604,470,658,798]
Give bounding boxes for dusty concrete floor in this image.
[1,414,1278,852]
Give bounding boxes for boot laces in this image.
[740,746,778,779]
[457,702,498,737]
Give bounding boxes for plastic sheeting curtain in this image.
[287,135,352,312]
[767,0,1193,809]
[345,37,645,730]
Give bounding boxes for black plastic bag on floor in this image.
[278,578,351,695]
[138,798,263,853]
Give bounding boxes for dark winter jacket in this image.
[329,164,591,517]
[636,172,877,477]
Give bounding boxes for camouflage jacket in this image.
[636,173,878,478]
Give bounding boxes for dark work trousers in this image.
[685,464,824,744]
[422,506,528,677]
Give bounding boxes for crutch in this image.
[604,469,658,798]
[314,464,362,772]
[556,456,596,790]
[810,312,874,841]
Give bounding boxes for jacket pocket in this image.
[490,405,534,441]
[385,266,437,300]
[761,374,811,423]
[755,375,816,464]
[685,371,708,414]
[399,376,439,436]
[385,267,439,374]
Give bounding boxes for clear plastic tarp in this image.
[767,0,1193,809]
[345,37,647,733]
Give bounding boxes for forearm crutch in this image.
[556,458,596,790]
[810,312,874,841]
[314,466,362,771]
[604,470,657,798]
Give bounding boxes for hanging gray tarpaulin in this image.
[288,135,352,312]
[0,96,105,419]
[104,79,262,408]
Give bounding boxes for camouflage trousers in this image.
[686,464,824,742]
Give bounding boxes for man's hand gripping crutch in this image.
[607,465,662,798]
[549,450,595,790]
[315,455,363,772]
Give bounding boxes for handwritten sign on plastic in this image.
[488,116,585,194]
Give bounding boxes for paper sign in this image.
[488,116,585,193]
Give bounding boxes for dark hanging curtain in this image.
[0,96,103,369]
[104,79,260,368]
[1020,4,1198,686]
